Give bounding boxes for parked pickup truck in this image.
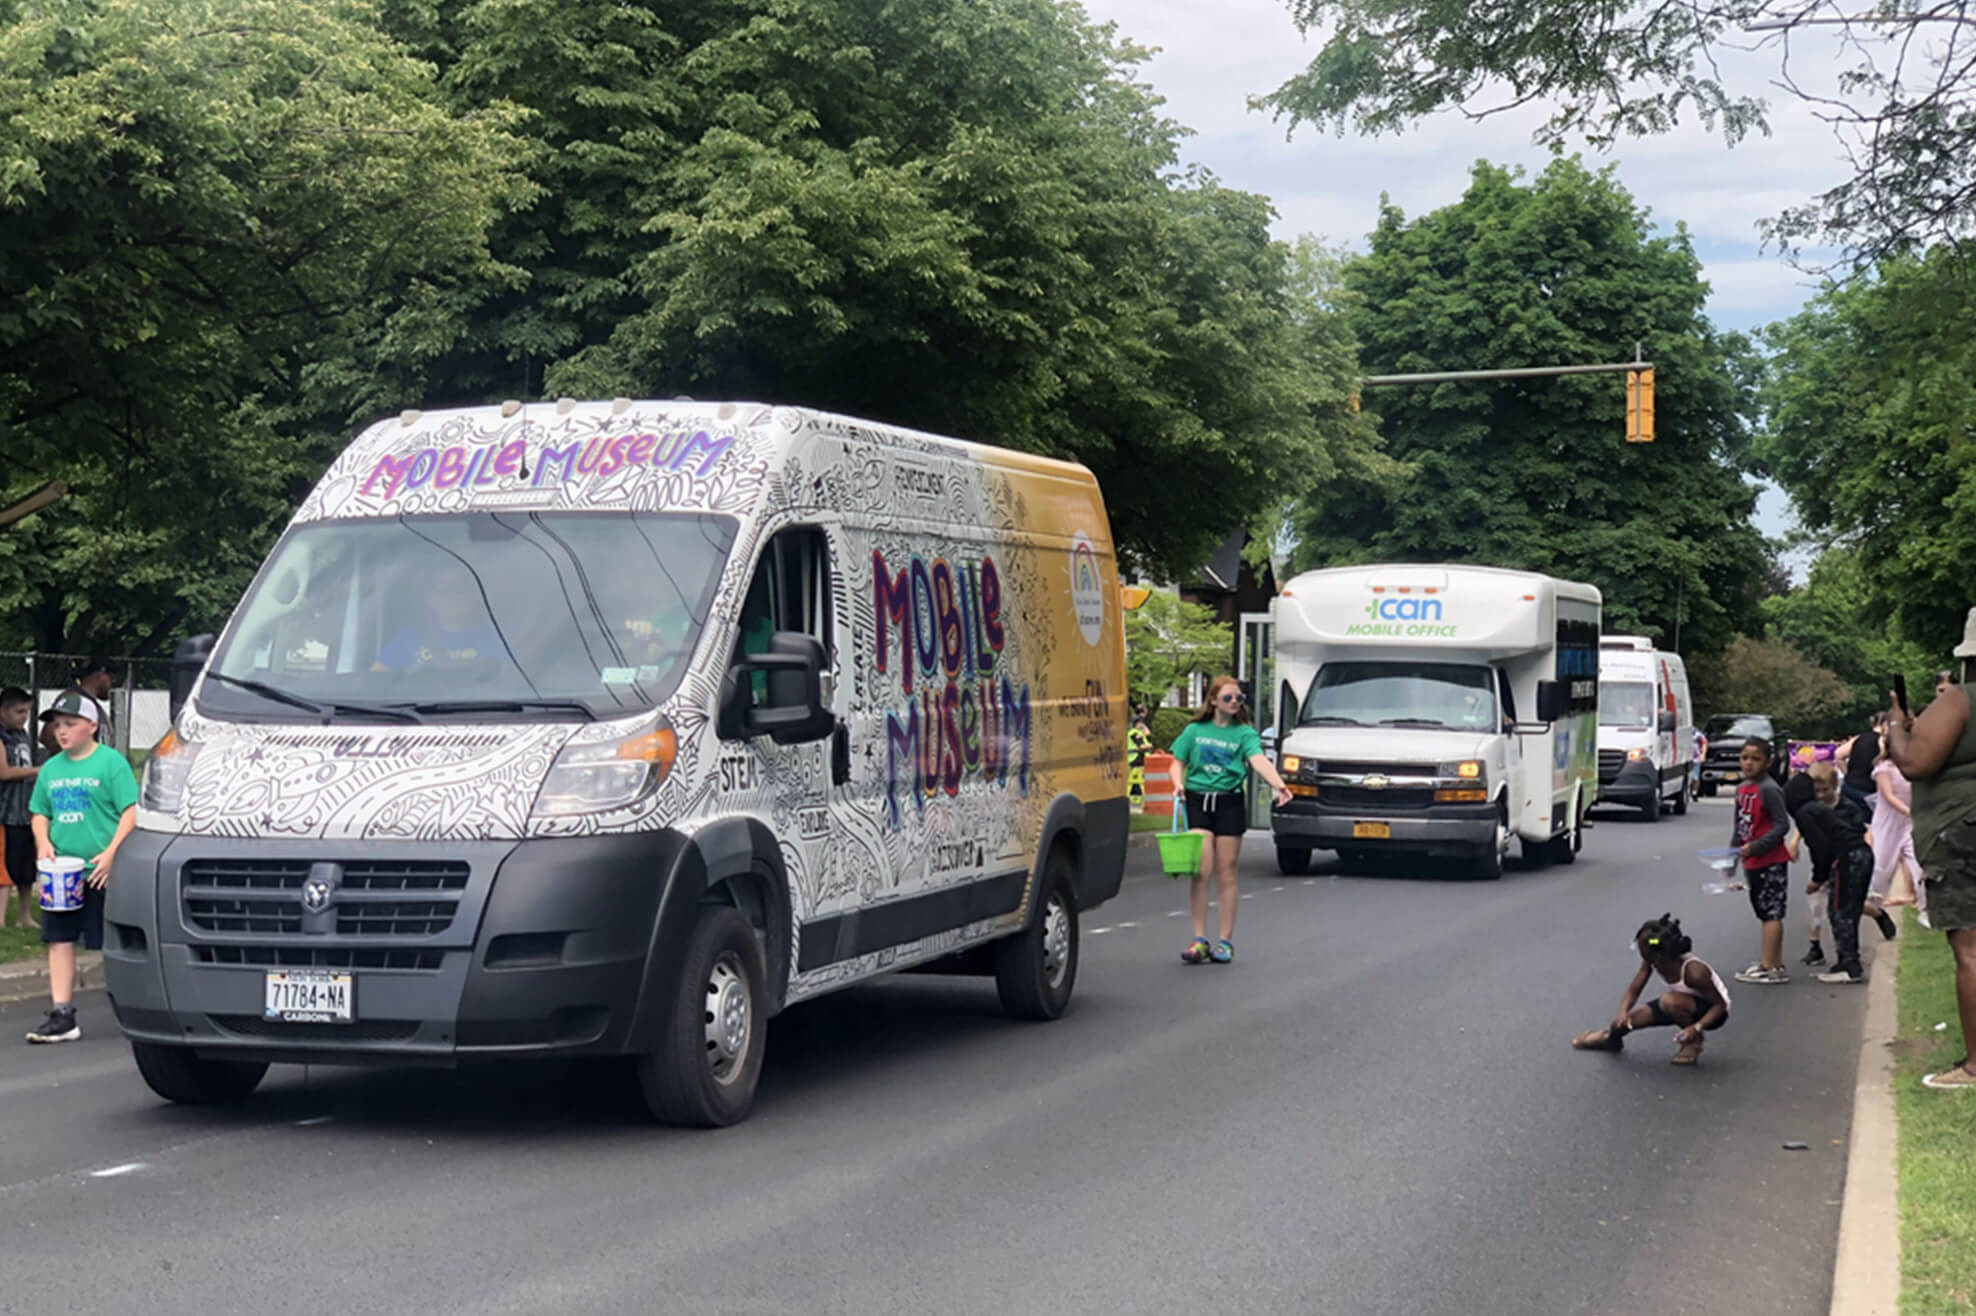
[1695,713,1789,795]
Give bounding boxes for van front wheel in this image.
[130,1042,266,1106]
[996,856,1079,1021]
[635,905,767,1127]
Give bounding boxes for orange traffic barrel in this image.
[1143,752,1176,817]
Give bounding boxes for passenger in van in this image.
[372,576,506,671]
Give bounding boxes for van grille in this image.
[181,859,469,938]
[192,946,444,972]
[1322,786,1437,810]
[1598,750,1626,783]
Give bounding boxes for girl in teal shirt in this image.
[1169,674,1294,964]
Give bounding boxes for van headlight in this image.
[1627,747,1650,761]
[139,729,202,815]
[1440,759,1484,782]
[530,717,677,819]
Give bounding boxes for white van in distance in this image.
[105,400,1129,1125]
[1594,636,1693,821]
[1269,564,1602,878]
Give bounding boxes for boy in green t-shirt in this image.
[25,691,138,1045]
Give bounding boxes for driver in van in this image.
[373,575,505,671]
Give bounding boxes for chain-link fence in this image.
[0,651,173,754]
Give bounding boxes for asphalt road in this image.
[0,799,1875,1316]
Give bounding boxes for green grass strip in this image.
[1892,909,1976,1313]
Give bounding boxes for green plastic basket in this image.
[1156,803,1203,878]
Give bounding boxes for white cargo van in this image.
[1594,636,1693,821]
[104,401,1128,1125]
[1269,564,1601,878]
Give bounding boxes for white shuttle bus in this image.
[1269,564,1601,878]
[1594,636,1693,821]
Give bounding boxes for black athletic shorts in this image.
[1182,788,1249,838]
[1649,993,1726,1031]
[1746,863,1790,923]
[2,824,32,892]
[40,881,104,950]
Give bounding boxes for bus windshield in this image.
[1299,662,1499,730]
[201,511,736,721]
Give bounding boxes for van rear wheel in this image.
[996,854,1079,1021]
[130,1042,266,1106]
[1673,783,1689,815]
[1276,846,1313,876]
[635,904,767,1127]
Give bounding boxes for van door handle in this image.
[831,721,851,786]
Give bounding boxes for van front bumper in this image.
[102,828,697,1067]
[1597,759,1664,808]
[1270,801,1499,856]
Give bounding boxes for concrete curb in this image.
[0,950,103,1008]
[1829,932,1902,1316]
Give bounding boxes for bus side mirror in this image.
[1535,680,1564,723]
[169,634,215,721]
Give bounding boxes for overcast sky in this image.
[1076,0,1870,549]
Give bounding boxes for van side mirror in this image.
[720,632,836,745]
[1658,710,1678,733]
[1535,679,1564,724]
[169,634,215,721]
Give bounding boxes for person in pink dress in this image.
[1867,749,1923,921]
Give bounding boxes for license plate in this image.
[264,969,354,1023]
[1352,821,1391,839]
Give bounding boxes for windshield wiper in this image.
[403,699,598,721]
[1379,717,1454,728]
[1300,715,1364,726]
[202,672,332,717]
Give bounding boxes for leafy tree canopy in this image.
[1257,0,1976,262]
[1295,159,1769,653]
[1689,634,1851,737]
[1760,547,1941,735]
[0,0,534,652]
[1758,249,1976,655]
[1124,592,1234,710]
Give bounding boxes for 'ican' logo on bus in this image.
[1364,596,1443,621]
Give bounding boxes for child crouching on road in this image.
[25,691,137,1045]
[1572,914,1732,1065]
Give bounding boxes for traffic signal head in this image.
[1626,368,1655,443]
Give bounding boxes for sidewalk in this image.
[1829,932,1903,1316]
[0,949,103,1007]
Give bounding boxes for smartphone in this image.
[1892,674,1909,715]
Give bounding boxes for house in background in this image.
[1176,529,1280,703]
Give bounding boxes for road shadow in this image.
[111,974,1053,1140]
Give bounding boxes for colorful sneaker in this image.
[1180,937,1211,965]
[1209,939,1234,964]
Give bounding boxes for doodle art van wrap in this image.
[153,404,1125,1003]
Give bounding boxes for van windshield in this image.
[201,511,736,721]
[1705,714,1774,741]
[1598,682,1655,728]
[1299,662,1498,730]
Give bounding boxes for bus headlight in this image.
[530,717,677,819]
[1440,759,1484,781]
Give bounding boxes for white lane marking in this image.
[296,1115,336,1127]
[1240,893,1254,900]
[1116,921,1140,929]
[1167,910,1185,917]
[1090,927,1112,935]
[1272,885,1285,892]
[90,1162,146,1178]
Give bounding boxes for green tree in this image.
[0,0,533,653]
[1760,548,1940,734]
[1295,159,1769,653]
[1689,635,1852,738]
[1257,0,1976,262]
[1758,251,1976,654]
[1123,592,1233,710]
[422,0,1375,577]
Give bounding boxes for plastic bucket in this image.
[37,857,86,913]
[1156,805,1203,878]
